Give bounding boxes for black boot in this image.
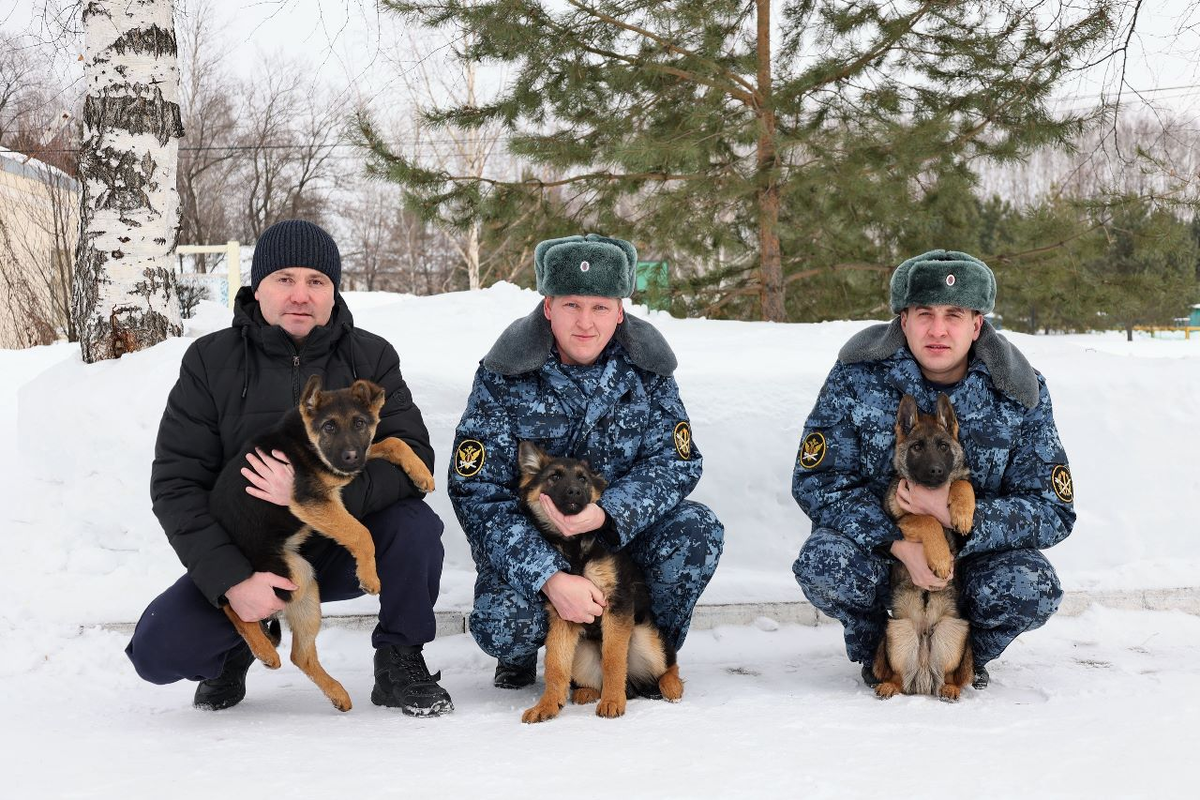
[972,664,990,690]
[372,645,454,717]
[194,642,254,711]
[861,663,882,688]
[493,656,536,690]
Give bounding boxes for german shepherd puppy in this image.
[210,375,435,711]
[515,441,683,723]
[874,393,975,701]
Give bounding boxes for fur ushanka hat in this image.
[889,249,996,314]
[534,234,637,298]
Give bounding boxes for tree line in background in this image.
[1,0,1198,346]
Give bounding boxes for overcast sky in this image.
[5,0,1200,114]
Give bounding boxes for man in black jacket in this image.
[125,219,453,716]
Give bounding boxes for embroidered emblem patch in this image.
[946,273,956,286]
[455,439,485,477]
[580,260,590,272]
[673,421,692,460]
[1051,464,1074,503]
[800,432,827,469]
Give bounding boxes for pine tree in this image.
[360,0,1115,321]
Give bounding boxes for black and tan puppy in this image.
[210,375,435,711]
[516,441,683,723]
[874,393,975,701]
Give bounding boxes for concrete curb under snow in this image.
[96,587,1200,637]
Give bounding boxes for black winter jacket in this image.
[150,288,434,606]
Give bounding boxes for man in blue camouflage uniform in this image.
[793,250,1075,689]
[449,234,724,690]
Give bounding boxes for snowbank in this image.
[3,284,1198,627]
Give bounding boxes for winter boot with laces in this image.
[193,619,280,711]
[972,664,990,690]
[371,644,454,717]
[194,642,255,710]
[493,655,537,690]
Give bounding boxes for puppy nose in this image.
[342,449,359,465]
[929,464,944,479]
[565,485,583,498]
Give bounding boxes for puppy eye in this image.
[938,442,949,452]
[322,421,337,433]
[547,473,559,482]
[353,418,366,430]
[911,442,923,452]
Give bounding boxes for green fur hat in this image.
[889,249,996,314]
[534,234,637,298]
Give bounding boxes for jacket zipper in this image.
[292,355,301,403]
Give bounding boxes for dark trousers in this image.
[468,500,724,664]
[793,527,1063,667]
[126,498,444,685]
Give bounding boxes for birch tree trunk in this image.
[73,0,184,363]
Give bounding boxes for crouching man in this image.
[792,250,1075,689]
[449,234,724,691]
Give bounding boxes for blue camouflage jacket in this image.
[449,304,702,600]
[793,319,1075,558]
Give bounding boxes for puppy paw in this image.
[571,686,601,705]
[875,682,901,699]
[950,507,975,536]
[939,685,962,702]
[405,460,436,493]
[929,555,954,580]
[659,672,684,702]
[357,569,381,595]
[521,701,563,723]
[596,696,626,718]
[328,687,353,712]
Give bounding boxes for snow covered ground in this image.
[4,609,1196,798]
[1,285,1197,797]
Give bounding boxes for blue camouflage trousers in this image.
[793,527,1062,666]
[470,500,724,663]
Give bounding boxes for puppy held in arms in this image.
[516,441,683,723]
[875,393,976,701]
[210,375,435,711]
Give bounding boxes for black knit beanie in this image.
[251,219,341,290]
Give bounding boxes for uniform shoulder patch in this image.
[1051,464,1073,503]
[455,439,486,477]
[799,432,827,469]
[673,421,692,460]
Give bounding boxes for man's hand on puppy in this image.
[538,494,607,537]
[226,571,298,622]
[542,571,607,624]
[894,478,952,529]
[890,540,951,591]
[242,448,294,506]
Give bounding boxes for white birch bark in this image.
[73,0,183,362]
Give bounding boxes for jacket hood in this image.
[482,301,677,376]
[837,317,1040,409]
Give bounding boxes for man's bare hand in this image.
[890,540,951,591]
[539,494,607,537]
[225,571,298,622]
[895,479,952,529]
[242,448,294,506]
[542,571,606,624]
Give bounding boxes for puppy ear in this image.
[895,394,919,439]
[935,393,959,440]
[351,379,386,411]
[517,441,549,476]
[300,374,323,413]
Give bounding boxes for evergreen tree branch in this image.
[563,0,759,98]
